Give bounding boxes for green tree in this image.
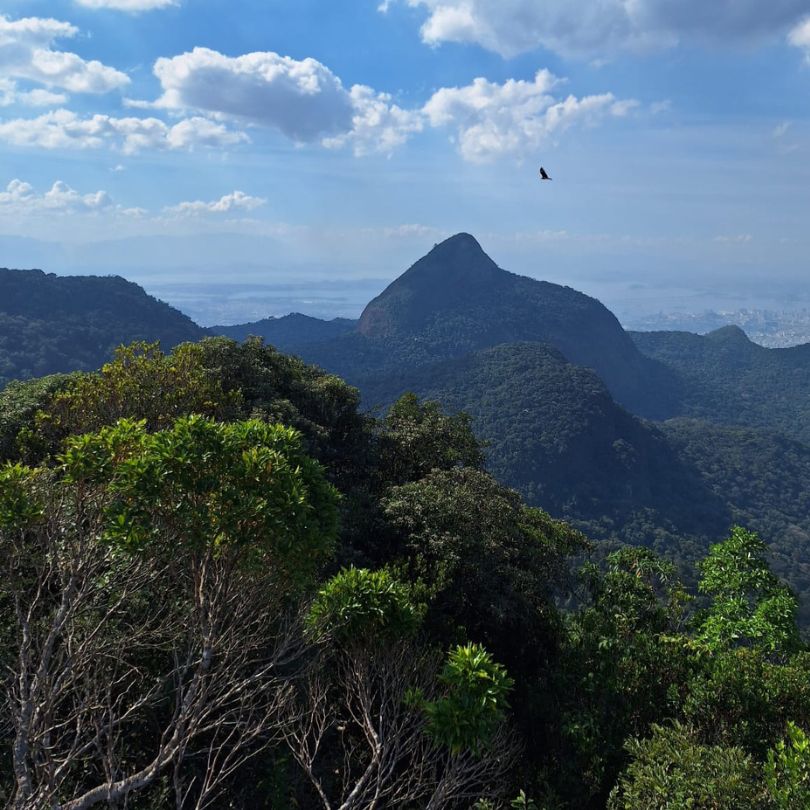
[607,723,765,810]
[2,416,339,810]
[558,548,693,805]
[422,642,514,756]
[683,649,810,756]
[765,721,810,808]
[695,526,800,657]
[377,392,484,485]
[382,467,586,659]
[307,566,425,644]
[19,341,240,461]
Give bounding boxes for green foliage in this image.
[0,268,204,389]
[683,649,810,756]
[23,341,241,460]
[0,374,73,461]
[382,467,586,664]
[559,548,694,803]
[765,722,810,808]
[377,392,483,485]
[696,526,800,656]
[633,325,810,445]
[422,643,513,755]
[510,790,538,809]
[607,723,764,809]
[0,463,42,529]
[61,415,339,583]
[307,566,424,643]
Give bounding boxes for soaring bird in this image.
[538,167,552,181]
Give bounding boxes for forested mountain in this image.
[7,237,810,623]
[298,234,678,418]
[362,341,810,620]
[363,342,727,541]
[214,312,356,349]
[632,325,810,444]
[0,268,205,387]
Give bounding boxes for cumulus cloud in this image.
[0,78,67,107]
[382,0,810,58]
[0,14,129,94]
[0,108,248,153]
[153,47,355,140]
[323,84,423,155]
[147,46,422,154]
[75,0,178,10]
[0,178,142,216]
[789,17,810,58]
[165,190,267,216]
[423,70,636,162]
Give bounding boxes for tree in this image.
[695,526,801,657]
[1,416,339,810]
[376,393,484,486]
[558,548,693,804]
[283,568,517,809]
[607,722,765,810]
[20,342,240,462]
[283,643,517,810]
[382,467,586,661]
[765,721,810,809]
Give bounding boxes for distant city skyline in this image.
[1,1,809,321]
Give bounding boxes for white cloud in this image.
[0,14,129,93]
[148,46,424,154]
[789,17,810,58]
[75,0,178,10]
[152,47,355,140]
[383,0,810,58]
[714,234,753,244]
[165,190,267,215]
[0,109,248,153]
[323,84,423,155]
[382,223,446,239]
[423,70,636,162]
[0,178,116,213]
[0,78,68,107]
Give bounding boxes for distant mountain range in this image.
[624,308,810,348]
[5,237,810,619]
[215,313,356,351]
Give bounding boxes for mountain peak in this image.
[706,324,752,345]
[357,233,504,338]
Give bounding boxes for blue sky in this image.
[1,0,809,323]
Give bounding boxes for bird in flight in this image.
[538,167,552,181]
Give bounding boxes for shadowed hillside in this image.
[0,268,205,386]
[632,325,810,444]
[300,234,680,418]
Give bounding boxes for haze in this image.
[1,0,809,324]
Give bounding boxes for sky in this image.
[1,0,810,324]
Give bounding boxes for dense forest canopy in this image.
[2,338,810,808]
[0,268,204,388]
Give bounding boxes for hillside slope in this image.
[301,234,678,417]
[0,269,205,387]
[363,340,810,619]
[632,326,810,443]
